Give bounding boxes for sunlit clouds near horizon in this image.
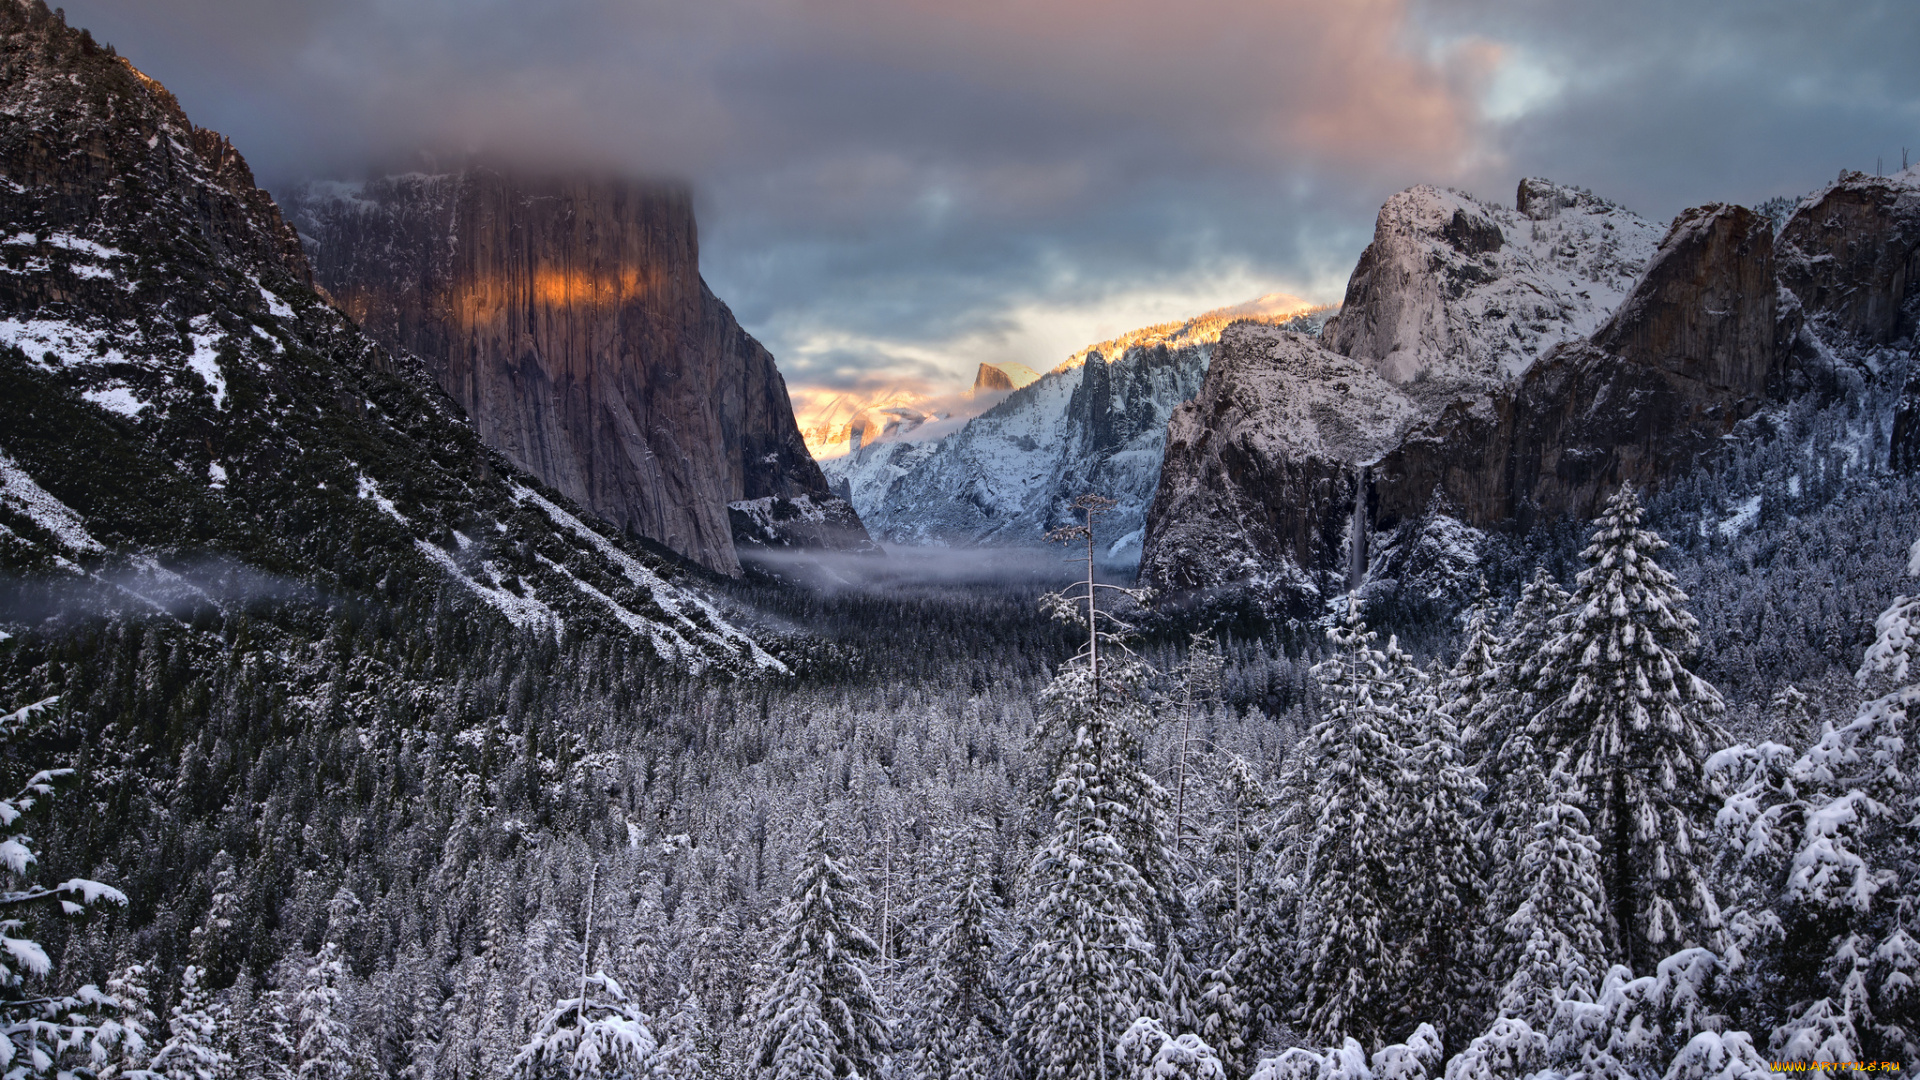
[61,0,1920,408]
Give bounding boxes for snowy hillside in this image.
[0,8,777,673]
[824,342,1209,565]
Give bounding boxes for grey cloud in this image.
[56,0,1920,388]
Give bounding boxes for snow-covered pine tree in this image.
[99,961,157,1080]
[1173,633,1226,855]
[753,821,890,1080]
[1189,755,1271,1078]
[512,864,663,1080]
[1442,578,1501,754]
[149,966,232,1080]
[294,943,372,1080]
[1014,496,1173,1080]
[0,696,135,1079]
[1526,486,1728,973]
[1712,536,1920,1063]
[1469,569,1572,919]
[509,973,659,1080]
[1288,602,1417,1049]
[1012,656,1172,1080]
[915,845,1006,1080]
[1494,767,1610,1029]
[1116,1017,1227,1080]
[1392,649,1488,1047]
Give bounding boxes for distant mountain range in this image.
[823,171,1920,627]
[821,299,1330,566]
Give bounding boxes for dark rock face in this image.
[1142,200,1789,611]
[1777,172,1920,347]
[286,169,867,576]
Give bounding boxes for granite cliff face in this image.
[1322,180,1660,391]
[1140,175,1904,617]
[285,170,867,576]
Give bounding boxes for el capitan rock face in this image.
[286,169,864,576]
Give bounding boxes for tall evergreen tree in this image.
[1467,571,1572,870]
[753,821,890,1080]
[294,943,372,1080]
[1494,768,1610,1028]
[1526,486,1727,973]
[1288,603,1416,1049]
[1394,653,1488,1047]
[1014,495,1172,1080]
[916,863,1007,1080]
[149,966,232,1080]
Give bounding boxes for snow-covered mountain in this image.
[1324,179,1661,391]
[823,341,1210,565]
[818,296,1333,566]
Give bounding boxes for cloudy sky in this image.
[62,0,1920,407]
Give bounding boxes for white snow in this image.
[0,452,103,555]
[1717,495,1762,538]
[414,539,559,632]
[355,476,406,523]
[81,386,144,418]
[185,319,226,408]
[41,234,121,260]
[0,317,126,368]
[208,462,227,489]
[513,485,787,671]
[258,284,293,319]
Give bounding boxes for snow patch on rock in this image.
[0,452,102,556]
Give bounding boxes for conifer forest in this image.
[5,436,1920,1080]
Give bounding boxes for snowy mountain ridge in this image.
[824,342,1209,564]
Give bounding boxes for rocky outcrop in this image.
[1322,180,1660,391]
[730,494,881,554]
[1777,171,1920,348]
[286,169,868,576]
[1142,192,1787,613]
[1139,327,1415,615]
[972,363,1015,393]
